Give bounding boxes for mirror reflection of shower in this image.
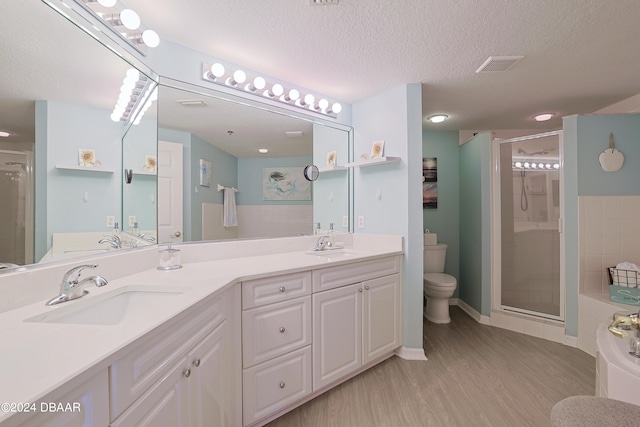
[0,150,34,266]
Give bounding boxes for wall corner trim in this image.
[395,346,428,361]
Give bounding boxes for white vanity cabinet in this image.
[12,370,109,427]
[312,257,402,391]
[241,272,313,426]
[109,287,241,427]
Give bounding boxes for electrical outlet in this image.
[342,215,349,228]
[106,216,115,228]
[358,216,365,229]
[128,216,136,227]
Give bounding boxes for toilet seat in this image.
[423,273,456,288]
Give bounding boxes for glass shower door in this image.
[498,132,563,320]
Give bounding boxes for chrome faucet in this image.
[313,235,332,251]
[99,233,121,249]
[138,233,156,242]
[45,264,108,306]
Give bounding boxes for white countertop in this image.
[0,240,402,424]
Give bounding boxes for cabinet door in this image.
[110,359,189,427]
[362,273,402,365]
[16,370,109,427]
[312,283,362,391]
[188,320,238,427]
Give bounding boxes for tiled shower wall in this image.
[579,196,640,295]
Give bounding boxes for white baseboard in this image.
[449,298,459,306]
[456,299,491,325]
[564,335,578,347]
[395,346,428,361]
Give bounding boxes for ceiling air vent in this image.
[177,99,207,107]
[309,0,339,5]
[476,55,525,73]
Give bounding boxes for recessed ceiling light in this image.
[534,113,554,122]
[0,131,12,137]
[258,148,268,154]
[427,114,448,123]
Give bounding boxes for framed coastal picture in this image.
[263,167,311,201]
[327,151,337,167]
[371,140,385,159]
[79,149,96,167]
[199,159,211,187]
[423,157,438,208]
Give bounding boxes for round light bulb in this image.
[98,0,117,7]
[288,89,300,101]
[318,99,329,110]
[253,77,266,90]
[524,162,530,168]
[538,163,544,168]
[272,84,284,97]
[110,112,121,122]
[331,103,342,114]
[210,63,225,78]
[553,163,560,169]
[233,70,246,84]
[515,161,522,168]
[531,163,537,169]
[126,68,140,81]
[545,163,551,169]
[304,94,315,107]
[120,9,140,30]
[142,30,160,48]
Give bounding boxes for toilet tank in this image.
[424,243,447,273]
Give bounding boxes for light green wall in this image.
[352,83,423,350]
[459,133,492,316]
[422,130,460,297]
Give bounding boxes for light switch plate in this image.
[128,216,136,227]
[106,216,115,227]
[342,215,349,228]
[358,216,365,228]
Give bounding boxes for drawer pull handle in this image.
[279,327,286,333]
[193,358,201,367]
[358,288,363,293]
[279,382,286,389]
[365,285,370,290]
[183,368,191,378]
[279,286,286,293]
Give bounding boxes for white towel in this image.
[223,188,238,227]
[616,262,640,271]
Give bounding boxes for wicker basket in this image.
[608,267,640,288]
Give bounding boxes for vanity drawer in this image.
[243,346,312,425]
[109,293,227,421]
[242,296,311,368]
[242,271,311,309]
[312,256,401,292]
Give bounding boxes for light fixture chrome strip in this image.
[201,62,342,118]
[111,69,157,125]
[72,0,159,56]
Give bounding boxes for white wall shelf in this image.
[345,156,400,168]
[318,165,347,173]
[55,164,115,173]
[132,170,157,176]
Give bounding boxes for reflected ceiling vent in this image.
[285,131,304,138]
[476,55,525,73]
[177,99,207,107]
[309,0,339,5]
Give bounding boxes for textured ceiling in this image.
[123,0,640,130]
[2,0,640,149]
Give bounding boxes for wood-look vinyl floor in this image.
[266,306,595,427]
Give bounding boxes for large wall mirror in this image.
[154,81,352,245]
[0,0,157,268]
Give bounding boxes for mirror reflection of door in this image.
[158,141,183,244]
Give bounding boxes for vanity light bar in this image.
[111,69,157,125]
[512,161,560,170]
[201,63,342,118]
[74,0,160,55]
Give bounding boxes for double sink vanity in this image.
[0,234,403,427]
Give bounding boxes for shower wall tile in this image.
[579,196,640,296]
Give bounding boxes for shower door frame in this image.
[490,131,565,322]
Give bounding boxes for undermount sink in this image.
[25,285,190,326]
[306,249,356,260]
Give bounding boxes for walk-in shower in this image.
[493,131,564,321]
[0,150,34,266]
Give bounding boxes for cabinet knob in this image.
[279,327,286,333]
[183,368,191,378]
[193,358,201,367]
[358,288,363,293]
[279,286,286,293]
[279,382,286,389]
[365,285,370,290]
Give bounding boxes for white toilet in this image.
[424,243,457,324]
